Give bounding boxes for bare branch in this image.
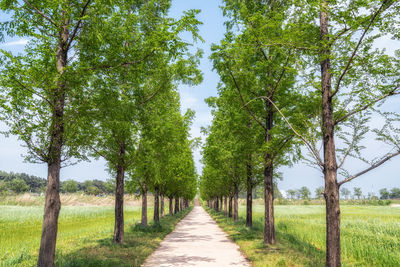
[335,88,400,125]
[258,95,324,168]
[333,0,389,96]
[338,150,400,186]
[22,0,57,27]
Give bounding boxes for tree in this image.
[287,189,297,200]
[81,0,202,241]
[315,187,324,199]
[354,187,363,200]
[0,1,104,265]
[340,188,351,200]
[210,0,316,242]
[62,180,78,193]
[390,188,400,199]
[298,186,311,200]
[8,178,29,193]
[250,1,400,264]
[0,180,7,193]
[379,188,390,199]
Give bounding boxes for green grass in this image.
[206,204,400,267]
[0,205,191,266]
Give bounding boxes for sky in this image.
[0,0,399,197]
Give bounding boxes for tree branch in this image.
[22,0,57,27]
[66,0,92,51]
[335,88,400,125]
[258,95,324,168]
[11,76,52,106]
[338,150,400,186]
[333,0,389,96]
[225,64,267,131]
[90,50,155,71]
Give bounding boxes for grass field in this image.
[206,204,400,267]
[0,199,190,266]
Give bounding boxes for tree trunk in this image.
[154,186,159,223]
[246,156,253,227]
[38,162,62,267]
[234,183,239,221]
[174,196,179,214]
[264,163,275,244]
[113,142,126,244]
[228,196,233,217]
[37,15,68,267]
[141,185,147,226]
[220,196,223,212]
[320,3,341,266]
[160,190,165,217]
[264,102,275,244]
[224,196,227,216]
[169,197,173,216]
[216,196,219,211]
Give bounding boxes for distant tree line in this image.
[283,186,400,200]
[0,170,116,195]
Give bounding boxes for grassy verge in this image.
[0,205,192,266]
[204,204,400,267]
[205,206,321,267]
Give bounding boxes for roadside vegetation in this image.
[0,201,192,266]
[205,204,400,267]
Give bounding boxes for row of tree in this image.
[288,186,400,200]
[200,1,400,267]
[0,1,200,266]
[0,170,117,194]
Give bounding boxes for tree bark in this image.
[37,13,68,267]
[154,186,159,223]
[228,196,233,217]
[264,163,275,244]
[160,189,165,217]
[180,197,184,211]
[246,156,253,227]
[113,141,126,244]
[234,182,239,221]
[169,197,173,216]
[264,103,275,244]
[141,184,147,226]
[320,2,341,266]
[224,196,227,216]
[174,196,179,214]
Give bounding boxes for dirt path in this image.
[142,205,250,267]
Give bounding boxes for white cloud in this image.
[1,39,29,46]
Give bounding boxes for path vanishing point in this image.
[142,204,250,267]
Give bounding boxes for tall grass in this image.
[207,204,400,267]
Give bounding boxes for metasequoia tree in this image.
[80,0,202,241]
[210,0,311,243]
[252,0,400,265]
[0,0,102,265]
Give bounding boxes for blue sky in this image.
[0,0,399,197]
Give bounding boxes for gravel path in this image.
[142,205,250,267]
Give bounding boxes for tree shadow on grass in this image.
[55,208,192,267]
[206,208,325,267]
